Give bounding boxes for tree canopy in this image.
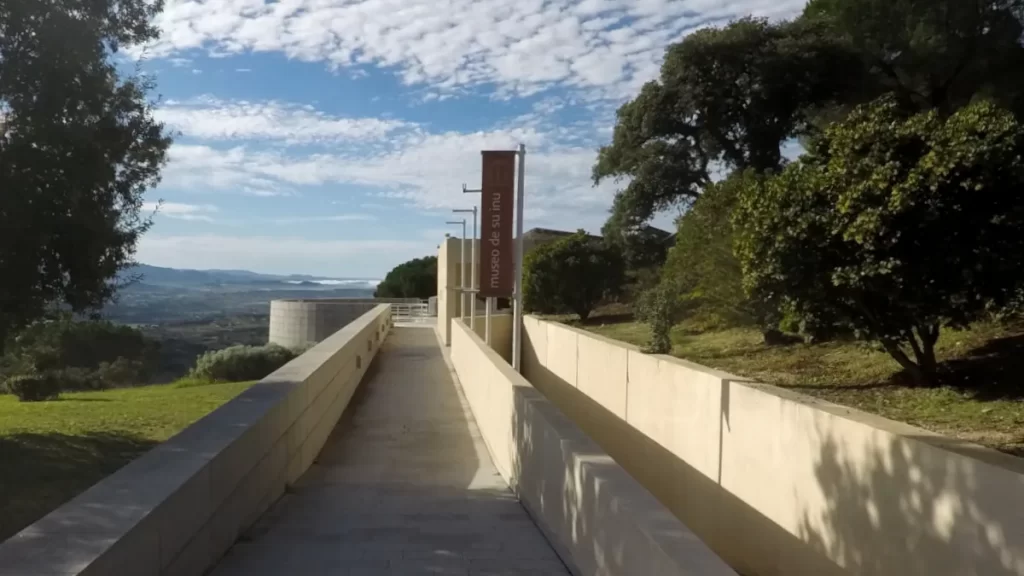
[593,17,857,231]
[734,98,1024,384]
[0,0,172,347]
[374,256,438,300]
[595,0,1024,236]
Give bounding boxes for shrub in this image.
[189,344,298,382]
[0,315,158,389]
[523,230,625,321]
[6,373,61,402]
[635,283,681,354]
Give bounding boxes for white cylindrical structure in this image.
[512,144,526,372]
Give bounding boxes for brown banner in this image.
[479,151,516,297]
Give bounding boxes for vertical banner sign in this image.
[479,151,516,297]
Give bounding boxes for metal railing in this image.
[390,302,432,324]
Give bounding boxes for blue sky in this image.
[130,0,807,278]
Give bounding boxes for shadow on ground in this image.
[0,432,157,541]
[937,332,1024,400]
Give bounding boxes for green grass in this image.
[575,313,1024,457]
[0,380,254,541]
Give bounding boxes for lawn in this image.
[577,314,1024,457]
[0,381,254,541]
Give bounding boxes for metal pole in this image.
[470,206,477,330]
[460,220,467,322]
[512,144,526,372]
[485,297,492,346]
[454,207,478,331]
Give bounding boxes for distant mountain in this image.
[121,264,379,289]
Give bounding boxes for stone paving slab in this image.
[210,327,569,576]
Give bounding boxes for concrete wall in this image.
[437,237,492,346]
[522,316,1024,576]
[468,312,513,364]
[269,298,413,348]
[449,320,736,576]
[0,306,394,576]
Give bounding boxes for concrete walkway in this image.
[211,327,569,576]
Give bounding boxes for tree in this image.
[374,256,437,299]
[734,98,1024,385]
[523,231,624,322]
[804,0,1024,118]
[593,17,857,229]
[0,0,172,348]
[661,172,755,328]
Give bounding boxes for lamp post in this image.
[446,219,467,323]
[453,208,477,331]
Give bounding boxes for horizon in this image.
[127,0,806,278]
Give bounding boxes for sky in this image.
[130,0,808,278]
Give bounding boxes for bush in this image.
[0,315,158,389]
[635,283,681,354]
[523,230,625,321]
[6,373,61,402]
[734,98,1024,384]
[189,344,298,382]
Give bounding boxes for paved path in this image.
[211,327,569,576]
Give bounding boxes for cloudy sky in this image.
[132,0,807,278]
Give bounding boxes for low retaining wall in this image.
[269,298,413,348]
[449,319,735,576]
[0,306,393,576]
[522,316,1024,576]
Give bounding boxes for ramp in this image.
[211,327,569,576]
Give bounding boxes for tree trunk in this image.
[881,326,940,387]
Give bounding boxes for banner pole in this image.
[512,144,526,372]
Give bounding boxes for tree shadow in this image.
[799,430,1024,575]
[0,432,158,542]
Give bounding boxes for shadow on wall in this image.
[520,358,842,576]
[0,432,158,542]
[800,430,1024,576]
[521,331,1024,576]
[508,393,626,576]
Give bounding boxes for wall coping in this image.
[450,319,737,576]
[527,315,1024,476]
[0,305,392,576]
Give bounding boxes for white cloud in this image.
[143,201,219,222]
[236,68,253,72]
[137,234,427,277]
[191,68,202,75]
[155,96,416,144]
[136,0,807,99]
[270,213,377,224]
[168,57,192,67]
[160,123,618,232]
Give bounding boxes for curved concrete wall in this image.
[522,316,1024,576]
[449,320,736,576]
[269,298,415,348]
[0,306,393,576]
